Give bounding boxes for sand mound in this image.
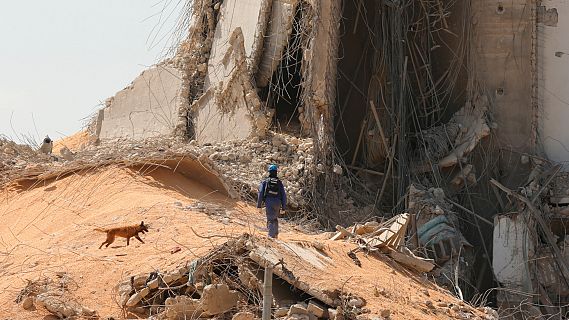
[0,165,484,319]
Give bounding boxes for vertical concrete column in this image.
[471,0,535,181]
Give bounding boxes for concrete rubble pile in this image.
[491,162,569,317]
[116,233,369,320]
[0,132,314,209]
[0,137,43,183]
[16,272,97,319]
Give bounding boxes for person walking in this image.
[257,164,287,239]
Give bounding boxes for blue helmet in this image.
[268,164,278,172]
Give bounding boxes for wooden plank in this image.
[388,248,435,273]
[350,119,367,166]
[329,231,345,241]
[369,100,389,154]
[365,213,409,248]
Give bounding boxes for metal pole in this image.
[262,265,273,320]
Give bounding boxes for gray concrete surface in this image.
[194,0,272,144]
[98,65,184,140]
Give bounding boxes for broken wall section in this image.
[98,65,187,140]
[192,0,274,144]
[538,1,569,167]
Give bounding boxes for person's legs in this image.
[265,200,280,238]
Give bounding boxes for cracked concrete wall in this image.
[471,0,534,183]
[256,0,299,88]
[194,0,273,144]
[98,65,185,140]
[539,1,569,166]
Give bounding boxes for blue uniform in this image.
[257,177,287,238]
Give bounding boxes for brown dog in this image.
[95,221,149,249]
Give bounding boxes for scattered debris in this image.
[16,273,98,319]
[330,213,435,274]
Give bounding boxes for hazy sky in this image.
[0,1,185,144]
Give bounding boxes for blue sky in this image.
[0,1,185,144]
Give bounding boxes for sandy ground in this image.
[0,165,482,320]
[52,130,92,154]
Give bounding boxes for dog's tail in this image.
[93,228,107,233]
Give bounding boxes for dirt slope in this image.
[0,165,482,319]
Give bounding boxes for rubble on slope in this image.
[0,131,314,209]
[115,233,356,319]
[16,272,98,319]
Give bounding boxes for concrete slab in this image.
[256,0,299,87]
[194,27,272,143]
[192,0,273,144]
[98,65,185,140]
[205,0,271,87]
[539,1,569,166]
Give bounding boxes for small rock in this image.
[425,300,435,309]
[437,302,448,308]
[347,298,364,308]
[422,289,430,296]
[288,303,308,316]
[380,309,390,318]
[456,311,472,319]
[201,284,239,315]
[174,201,183,207]
[275,307,289,317]
[333,164,343,175]
[328,308,338,320]
[307,300,327,318]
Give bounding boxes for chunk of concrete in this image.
[275,307,290,317]
[164,296,203,320]
[117,282,133,306]
[205,0,271,86]
[194,0,273,144]
[307,300,327,318]
[288,303,309,316]
[126,287,150,307]
[35,292,83,318]
[233,311,255,320]
[201,283,239,315]
[98,65,186,140]
[194,28,272,143]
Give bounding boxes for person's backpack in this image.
[263,177,281,199]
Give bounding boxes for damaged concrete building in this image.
[90,0,569,317]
